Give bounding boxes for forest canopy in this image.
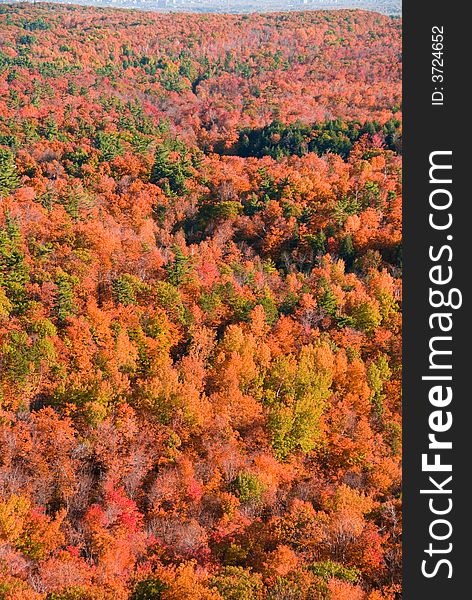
[0,4,402,600]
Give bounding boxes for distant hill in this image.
[1,0,402,16]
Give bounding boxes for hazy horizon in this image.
[0,0,402,16]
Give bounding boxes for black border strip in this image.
[403,1,469,597]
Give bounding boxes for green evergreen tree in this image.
[55,270,77,324]
[95,131,123,161]
[150,138,194,196]
[165,245,192,287]
[232,472,266,504]
[112,273,138,306]
[339,234,355,271]
[317,281,337,317]
[0,148,19,196]
[131,579,166,600]
[0,214,29,313]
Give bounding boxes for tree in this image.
[0,214,29,313]
[351,300,382,334]
[339,235,355,271]
[55,270,77,324]
[151,138,195,196]
[232,472,266,505]
[267,343,334,460]
[211,567,264,600]
[165,246,192,287]
[112,273,139,306]
[0,148,19,195]
[131,579,167,600]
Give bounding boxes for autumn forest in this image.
[0,3,402,599]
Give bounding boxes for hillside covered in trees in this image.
[0,3,402,599]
